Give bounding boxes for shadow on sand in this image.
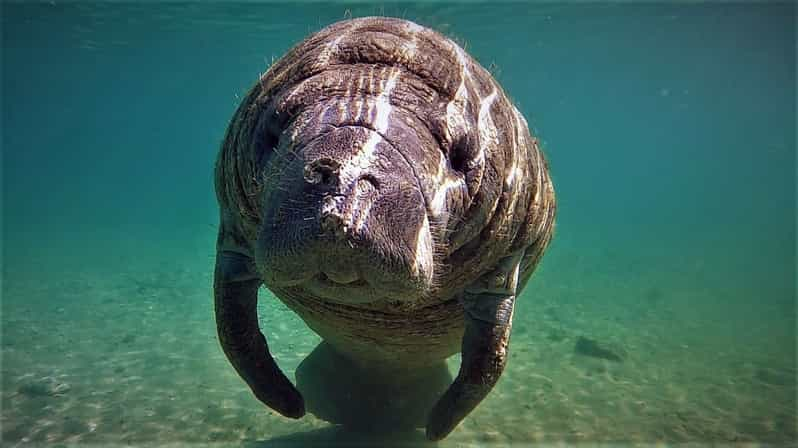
[243,425,437,448]
[244,342,451,447]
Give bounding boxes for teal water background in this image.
[2,2,795,445]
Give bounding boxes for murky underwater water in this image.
[2,2,795,446]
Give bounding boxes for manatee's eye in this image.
[357,173,380,190]
[254,120,280,167]
[449,138,469,174]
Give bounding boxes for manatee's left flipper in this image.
[426,251,524,441]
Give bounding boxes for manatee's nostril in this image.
[304,158,340,186]
[357,174,380,191]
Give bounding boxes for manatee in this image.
[213,16,556,440]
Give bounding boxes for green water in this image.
[2,2,795,445]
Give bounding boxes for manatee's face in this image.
[254,81,447,304]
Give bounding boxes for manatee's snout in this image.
[303,157,383,285]
[304,158,380,242]
[303,158,350,240]
[257,127,435,304]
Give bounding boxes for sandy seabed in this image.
[2,239,795,447]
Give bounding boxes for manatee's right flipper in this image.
[214,248,305,418]
[426,251,523,440]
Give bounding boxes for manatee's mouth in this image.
[315,272,370,288]
[297,271,389,305]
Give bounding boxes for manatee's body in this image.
[213,17,556,440]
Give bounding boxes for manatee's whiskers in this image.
[260,140,301,188]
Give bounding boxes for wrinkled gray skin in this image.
[213,17,556,440]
